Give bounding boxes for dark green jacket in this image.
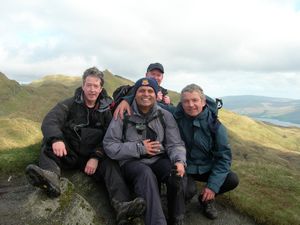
[161,99,232,193]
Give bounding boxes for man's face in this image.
[181,91,206,117]
[146,69,163,86]
[135,86,156,111]
[82,76,102,104]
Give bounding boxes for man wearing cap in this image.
[25,67,146,225]
[103,77,187,225]
[146,62,171,105]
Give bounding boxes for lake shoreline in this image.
[253,117,300,128]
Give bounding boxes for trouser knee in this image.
[185,175,197,202]
[39,144,61,175]
[219,171,239,194]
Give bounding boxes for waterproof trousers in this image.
[39,144,132,202]
[121,157,186,225]
[185,171,239,201]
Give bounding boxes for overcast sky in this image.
[1,0,300,99]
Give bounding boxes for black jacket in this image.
[41,87,113,160]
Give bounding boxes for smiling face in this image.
[146,69,163,86]
[135,86,156,113]
[181,91,206,117]
[82,76,103,107]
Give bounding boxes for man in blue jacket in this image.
[172,83,239,219]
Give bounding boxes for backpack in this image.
[121,109,166,143]
[111,85,134,112]
[205,96,223,138]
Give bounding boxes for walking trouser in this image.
[121,157,186,225]
[185,171,239,201]
[39,144,132,202]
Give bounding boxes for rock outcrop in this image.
[0,172,257,225]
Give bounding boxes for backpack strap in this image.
[157,109,166,130]
[146,109,166,143]
[121,114,130,142]
[207,109,221,151]
[216,98,223,110]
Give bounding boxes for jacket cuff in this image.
[137,142,147,156]
[90,147,106,160]
[206,182,220,194]
[174,160,187,168]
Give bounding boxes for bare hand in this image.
[84,158,99,175]
[163,95,171,105]
[142,139,161,156]
[52,141,67,157]
[113,100,132,120]
[175,162,185,177]
[157,91,163,101]
[201,187,215,202]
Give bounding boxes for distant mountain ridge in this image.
[222,95,300,124]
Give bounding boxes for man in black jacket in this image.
[145,62,171,105]
[26,67,145,225]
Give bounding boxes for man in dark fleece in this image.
[25,67,145,225]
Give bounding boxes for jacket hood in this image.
[74,87,113,112]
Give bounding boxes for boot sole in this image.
[25,165,61,198]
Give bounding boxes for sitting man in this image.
[168,84,239,219]
[103,77,187,225]
[114,83,239,220]
[25,67,145,225]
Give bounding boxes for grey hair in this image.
[82,67,104,86]
[180,84,205,102]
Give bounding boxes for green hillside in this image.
[1,72,300,225]
[222,95,300,124]
[219,110,300,225]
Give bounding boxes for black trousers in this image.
[121,157,186,225]
[39,144,132,202]
[185,171,239,201]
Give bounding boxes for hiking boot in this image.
[112,197,146,225]
[174,218,184,225]
[168,218,184,225]
[198,196,218,219]
[25,164,61,198]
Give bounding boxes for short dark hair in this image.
[82,67,104,86]
[181,84,206,102]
